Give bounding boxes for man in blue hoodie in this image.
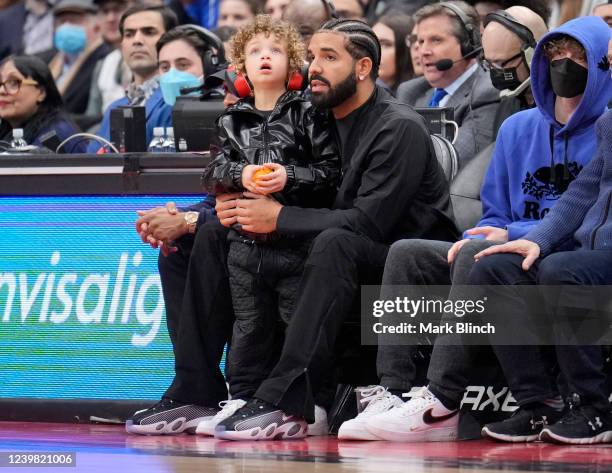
[467,58,612,446]
[337,16,612,443]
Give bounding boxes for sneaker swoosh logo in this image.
[422,408,458,425]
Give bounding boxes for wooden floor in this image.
[0,422,611,473]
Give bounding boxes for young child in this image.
[200,15,340,437]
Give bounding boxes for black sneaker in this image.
[125,399,219,435]
[214,398,307,441]
[481,404,563,442]
[540,403,612,445]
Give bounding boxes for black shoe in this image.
[125,399,219,435]
[481,404,563,442]
[214,398,307,441]
[540,402,612,445]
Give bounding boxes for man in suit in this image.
[397,1,500,169]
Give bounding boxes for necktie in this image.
[428,88,448,107]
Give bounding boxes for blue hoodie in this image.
[473,16,612,241]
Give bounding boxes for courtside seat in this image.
[450,142,495,233]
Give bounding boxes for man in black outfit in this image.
[213,18,458,441]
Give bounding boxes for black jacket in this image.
[202,91,340,208]
[277,86,459,245]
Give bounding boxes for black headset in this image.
[438,2,482,59]
[484,10,537,66]
[171,24,228,78]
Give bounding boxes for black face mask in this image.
[549,58,588,98]
[489,66,523,91]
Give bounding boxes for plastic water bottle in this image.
[10,128,28,150]
[148,127,165,152]
[163,127,176,152]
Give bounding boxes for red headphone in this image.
[224,65,308,98]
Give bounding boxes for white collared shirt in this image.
[439,63,478,107]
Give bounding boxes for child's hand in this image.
[241,164,264,193]
[253,163,287,195]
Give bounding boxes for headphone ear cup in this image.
[233,73,252,97]
[287,70,304,91]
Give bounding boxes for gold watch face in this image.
[185,212,198,225]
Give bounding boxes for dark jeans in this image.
[376,238,497,408]
[162,220,235,407]
[469,250,612,411]
[254,228,389,422]
[227,239,310,401]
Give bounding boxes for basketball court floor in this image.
[0,422,610,473]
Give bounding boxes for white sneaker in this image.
[338,386,404,441]
[365,387,458,442]
[307,405,329,436]
[195,399,247,436]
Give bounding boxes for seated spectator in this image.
[282,0,330,44]
[264,0,290,19]
[472,113,612,445]
[217,0,262,28]
[88,3,178,152]
[0,0,57,59]
[337,15,612,443]
[397,1,500,168]
[592,0,612,27]
[84,0,132,123]
[480,6,547,134]
[0,55,85,152]
[156,24,227,104]
[372,12,415,94]
[40,0,113,116]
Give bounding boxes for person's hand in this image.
[235,192,282,233]
[136,202,185,255]
[215,192,243,227]
[447,238,470,264]
[465,226,509,242]
[474,239,541,271]
[252,163,288,195]
[241,165,264,193]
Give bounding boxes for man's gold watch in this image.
[184,211,199,234]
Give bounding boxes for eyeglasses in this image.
[480,51,523,71]
[0,77,39,95]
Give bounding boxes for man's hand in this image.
[447,238,470,264]
[215,192,243,227]
[474,239,541,271]
[236,192,283,233]
[252,163,288,195]
[465,226,509,242]
[136,202,185,255]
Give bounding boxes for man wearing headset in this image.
[396,1,500,169]
[481,6,548,135]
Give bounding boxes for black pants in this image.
[469,250,612,411]
[162,220,235,406]
[254,228,389,421]
[227,239,310,401]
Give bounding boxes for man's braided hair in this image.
[319,18,381,79]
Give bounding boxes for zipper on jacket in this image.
[590,191,612,249]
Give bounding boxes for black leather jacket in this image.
[202,91,340,207]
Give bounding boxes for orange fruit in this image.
[253,167,273,182]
